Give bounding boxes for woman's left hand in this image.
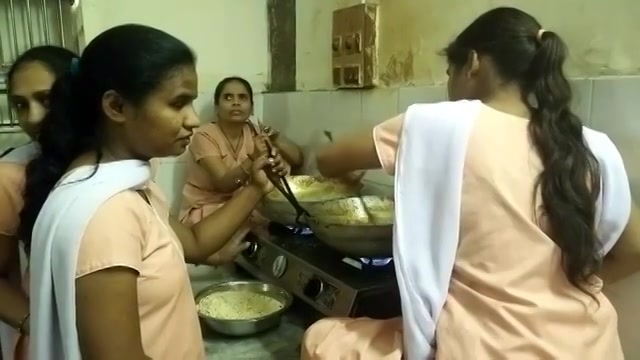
[268,149,289,177]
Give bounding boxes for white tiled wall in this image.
[261,78,604,187]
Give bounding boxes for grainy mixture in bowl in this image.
[197,290,285,320]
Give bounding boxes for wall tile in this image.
[361,87,399,127]
[261,92,290,129]
[397,85,447,112]
[326,90,363,133]
[153,159,188,215]
[282,91,325,143]
[194,91,214,124]
[570,79,593,126]
[253,93,264,120]
[590,77,640,197]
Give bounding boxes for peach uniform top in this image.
[302,102,629,359]
[28,162,204,359]
[180,123,257,224]
[0,163,29,360]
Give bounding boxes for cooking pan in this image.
[304,195,394,258]
[261,175,360,225]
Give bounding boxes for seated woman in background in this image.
[180,76,303,261]
[302,7,640,360]
[0,45,77,360]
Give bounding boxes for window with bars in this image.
[0,0,79,131]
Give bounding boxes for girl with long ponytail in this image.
[301,7,638,359]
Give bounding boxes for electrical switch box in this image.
[332,4,377,89]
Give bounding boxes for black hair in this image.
[7,45,77,95]
[444,8,601,296]
[18,24,195,250]
[213,76,254,105]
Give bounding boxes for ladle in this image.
[247,121,309,224]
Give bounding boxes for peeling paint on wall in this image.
[297,0,640,89]
[379,51,414,86]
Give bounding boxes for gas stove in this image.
[235,224,401,319]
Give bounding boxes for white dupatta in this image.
[29,160,150,360]
[393,100,480,359]
[582,128,631,255]
[0,141,39,360]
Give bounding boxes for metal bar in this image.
[0,126,23,134]
[0,3,6,67]
[8,0,20,58]
[42,0,51,43]
[25,0,35,47]
[57,0,65,47]
[6,0,20,127]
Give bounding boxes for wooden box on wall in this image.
[332,4,377,89]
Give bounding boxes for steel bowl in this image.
[195,280,293,336]
[305,196,394,258]
[262,175,360,225]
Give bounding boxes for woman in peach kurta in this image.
[0,45,76,360]
[180,77,302,252]
[18,25,285,359]
[303,7,640,359]
[180,121,273,235]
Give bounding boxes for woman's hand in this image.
[249,155,275,194]
[211,236,251,264]
[268,149,289,177]
[250,134,270,160]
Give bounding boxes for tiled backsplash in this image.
[261,78,598,187]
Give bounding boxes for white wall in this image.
[79,0,270,94]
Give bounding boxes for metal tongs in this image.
[247,121,309,224]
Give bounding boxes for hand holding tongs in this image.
[247,121,309,223]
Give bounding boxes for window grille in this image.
[0,0,79,132]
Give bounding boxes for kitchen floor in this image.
[190,264,315,360]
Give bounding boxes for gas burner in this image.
[285,225,313,235]
[342,256,393,270]
[270,222,314,236]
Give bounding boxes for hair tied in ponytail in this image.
[535,29,547,44]
[70,57,81,75]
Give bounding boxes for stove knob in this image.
[242,242,259,258]
[272,255,288,278]
[303,277,325,300]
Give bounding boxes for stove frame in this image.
[235,226,401,319]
